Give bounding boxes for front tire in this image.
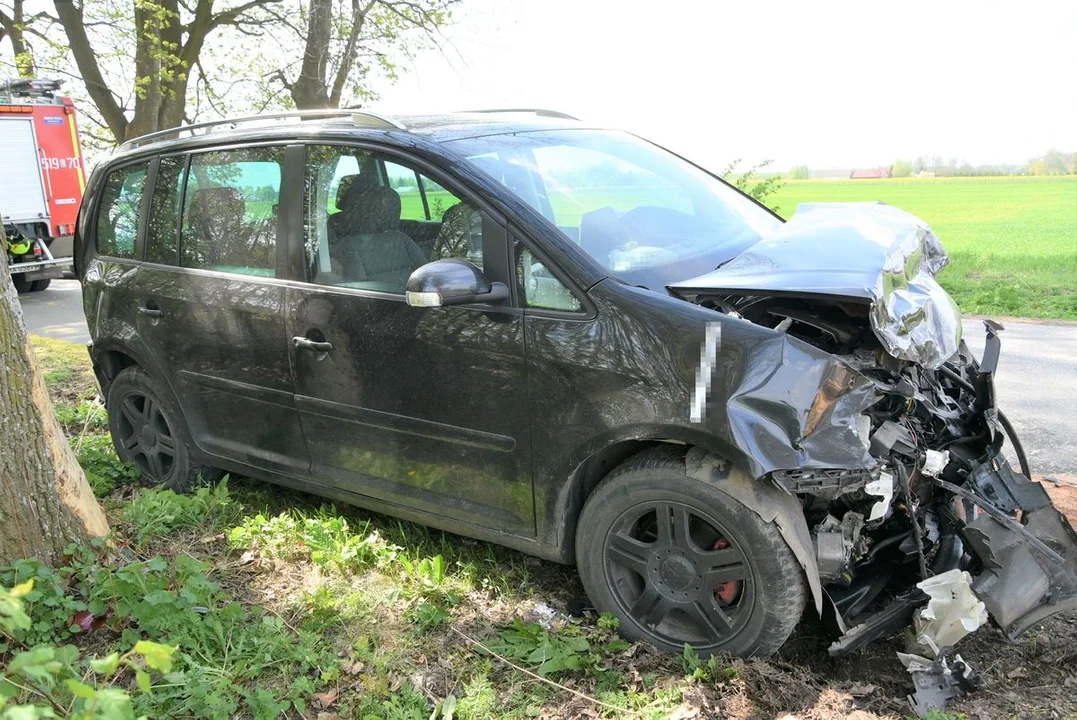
[106,366,222,492]
[576,448,806,657]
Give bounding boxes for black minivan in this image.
[77,109,1077,658]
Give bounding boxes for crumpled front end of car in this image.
[669,202,1077,653]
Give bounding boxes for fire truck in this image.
[1,78,86,293]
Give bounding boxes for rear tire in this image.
[12,274,32,293]
[29,279,51,292]
[106,366,222,492]
[576,447,806,657]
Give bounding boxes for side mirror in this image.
[405,258,509,308]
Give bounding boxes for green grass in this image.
[770,176,1077,319]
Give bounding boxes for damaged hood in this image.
[669,202,962,368]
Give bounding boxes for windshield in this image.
[446,129,782,290]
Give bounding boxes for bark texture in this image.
[0,226,109,566]
[291,0,335,109]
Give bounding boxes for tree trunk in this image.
[291,0,333,109]
[127,0,165,140]
[0,224,109,567]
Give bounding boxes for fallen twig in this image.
[449,625,640,717]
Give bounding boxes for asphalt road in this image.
[19,280,1077,474]
[18,278,90,344]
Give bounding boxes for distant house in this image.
[849,166,892,179]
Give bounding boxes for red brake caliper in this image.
[713,538,742,605]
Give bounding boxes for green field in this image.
[771,176,1077,319]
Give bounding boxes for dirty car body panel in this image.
[76,112,1077,657]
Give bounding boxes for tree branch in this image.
[52,0,127,141]
[207,0,280,32]
[329,0,369,106]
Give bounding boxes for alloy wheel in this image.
[603,501,753,648]
[114,390,177,482]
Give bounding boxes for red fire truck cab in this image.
[1,78,86,293]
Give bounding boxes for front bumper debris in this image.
[829,322,1077,655]
[961,472,1077,638]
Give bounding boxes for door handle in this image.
[293,336,334,352]
[138,305,164,318]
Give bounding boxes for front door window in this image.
[304,146,485,293]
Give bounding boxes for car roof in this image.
[107,110,597,163]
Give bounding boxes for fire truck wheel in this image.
[12,275,33,293]
[29,279,51,292]
[107,366,223,493]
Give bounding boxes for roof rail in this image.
[462,108,580,121]
[116,109,405,152]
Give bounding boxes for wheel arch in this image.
[90,341,186,429]
[93,347,139,392]
[547,426,755,564]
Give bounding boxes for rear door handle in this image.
[293,336,334,352]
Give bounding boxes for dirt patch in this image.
[1037,473,1077,525]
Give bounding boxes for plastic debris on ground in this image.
[906,569,988,657]
[527,600,563,630]
[898,651,981,718]
[897,569,988,717]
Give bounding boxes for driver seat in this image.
[335,186,427,289]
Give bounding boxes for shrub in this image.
[0,579,175,720]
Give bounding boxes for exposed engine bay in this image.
[669,203,1077,663]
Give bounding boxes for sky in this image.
[374,0,1077,172]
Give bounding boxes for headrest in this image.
[336,175,360,210]
[356,186,402,234]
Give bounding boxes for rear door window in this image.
[95,162,149,259]
[179,148,284,276]
[383,161,426,221]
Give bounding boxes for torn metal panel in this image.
[962,502,1077,638]
[828,589,927,656]
[698,327,880,478]
[669,202,962,368]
